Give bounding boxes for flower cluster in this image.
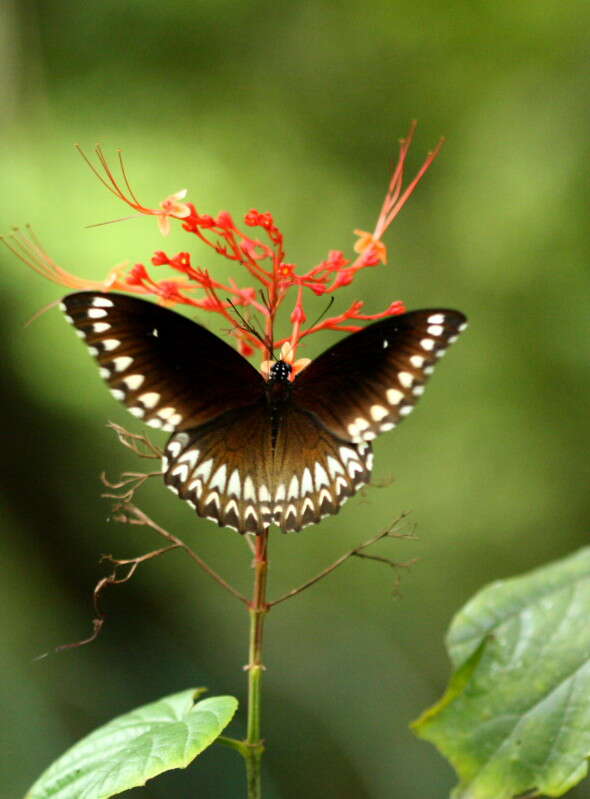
[5,122,442,374]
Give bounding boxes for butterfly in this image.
[61,292,467,534]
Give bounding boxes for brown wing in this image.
[163,403,372,534]
[61,292,265,432]
[292,309,467,443]
[271,406,373,532]
[163,404,275,534]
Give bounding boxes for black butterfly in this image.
[61,292,467,534]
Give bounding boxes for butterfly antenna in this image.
[226,298,268,350]
[308,296,335,330]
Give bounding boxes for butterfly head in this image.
[268,360,292,384]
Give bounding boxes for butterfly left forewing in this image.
[61,291,265,432]
[293,309,467,444]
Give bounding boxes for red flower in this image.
[8,122,441,373]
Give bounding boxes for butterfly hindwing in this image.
[61,292,265,431]
[163,403,372,533]
[292,309,467,443]
[163,403,275,534]
[271,406,373,532]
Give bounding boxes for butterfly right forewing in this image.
[293,309,467,444]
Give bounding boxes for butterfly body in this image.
[61,292,467,534]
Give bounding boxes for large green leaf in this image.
[413,548,590,798]
[26,688,238,799]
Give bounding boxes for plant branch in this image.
[269,514,414,607]
[113,503,249,605]
[106,421,163,459]
[243,530,269,799]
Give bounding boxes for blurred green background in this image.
[2,1,589,797]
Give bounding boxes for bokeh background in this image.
[2,2,589,797]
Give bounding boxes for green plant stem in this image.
[244,529,269,799]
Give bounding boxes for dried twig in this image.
[106,421,163,459]
[113,503,249,604]
[268,513,416,607]
[101,470,161,503]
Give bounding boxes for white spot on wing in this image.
[110,388,125,400]
[427,324,444,336]
[179,449,200,469]
[99,367,110,379]
[113,356,133,372]
[386,388,404,405]
[339,446,357,465]
[139,391,160,409]
[274,483,286,501]
[288,475,299,500]
[427,313,445,325]
[244,476,256,502]
[400,405,413,416]
[93,322,111,333]
[129,407,145,417]
[302,497,315,515]
[420,338,435,351]
[204,492,220,511]
[245,505,258,522]
[327,456,345,477]
[210,464,227,493]
[346,459,363,478]
[410,354,425,368]
[194,459,213,482]
[88,308,108,319]
[314,463,330,488]
[171,462,190,482]
[167,440,183,458]
[92,297,114,308]
[227,469,241,497]
[370,404,388,421]
[103,338,120,351]
[188,478,203,498]
[224,498,239,517]
[301,468,313,495]
[398,371,413,388]
[259,484,271,502]
[146,418,163,428]
[123,374,144,391]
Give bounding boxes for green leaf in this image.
[413,548,590,799]
[26,688,238,799]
